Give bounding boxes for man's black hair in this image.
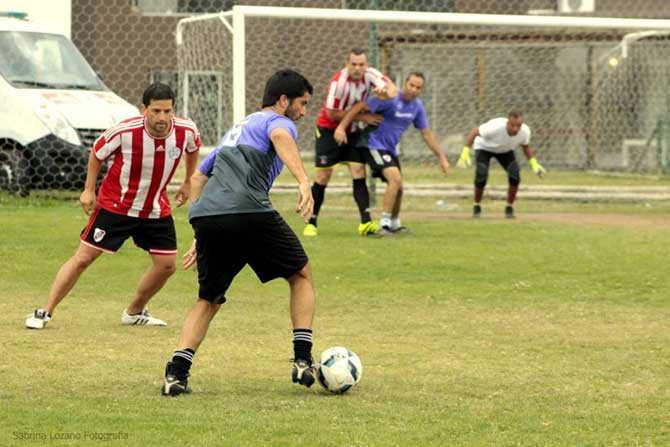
[405,71,425,82]
[142,82,175,107]
[261,69,313,108]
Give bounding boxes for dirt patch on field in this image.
[399,211,670,229]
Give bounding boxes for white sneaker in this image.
[121,308,167,326]
[26,309,51,329]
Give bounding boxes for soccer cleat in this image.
[504,205,515,219]
[292,358,316,388]
[303,223,318,237]
[26,309,51,329]
[472,204,482,218]
[391,226,413,235]
[161,362,192,396]
[376,225,395,237]
[122,308,167,326]
[357,221,378,236]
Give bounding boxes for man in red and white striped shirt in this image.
[304,48,397,237]
[26,83,200,330]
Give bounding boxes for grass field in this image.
[2,172,670,446]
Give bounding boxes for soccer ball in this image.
[317,346,363,394]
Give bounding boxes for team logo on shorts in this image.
[93,228,106,243]
[167,146,181,160]
[319,155,329,166]
[382,154,392,163]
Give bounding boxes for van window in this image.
[0,31,104,90]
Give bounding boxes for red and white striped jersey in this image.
[93,116,201,219]
[316,67,390,131]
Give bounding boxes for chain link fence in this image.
[3,0,670,195]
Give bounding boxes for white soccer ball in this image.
[317,346,363,394]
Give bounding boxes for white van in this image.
[0,12,137,195]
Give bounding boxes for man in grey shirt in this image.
[161,69,317,396]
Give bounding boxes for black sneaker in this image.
[161,362,192,396]
[504,205,515,219]
[292,358,315,388]
[472,204,482,218]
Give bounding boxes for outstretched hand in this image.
[296,181,314,223]
[529,158,546,178]
[439,156,450,175]
[183,239,197,270]
[175,181,191,207]
[334,126,348,146]
[80,190,97,215]
[456,146,471,168]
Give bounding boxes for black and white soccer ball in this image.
[317,346,363,394]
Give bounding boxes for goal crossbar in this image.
[176,5,670,122]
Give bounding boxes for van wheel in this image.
[0,146,30,197]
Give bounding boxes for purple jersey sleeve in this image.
[366,97,394,114]
[266,115,298,142]
[414,100,429,130]
[198,148,219,175]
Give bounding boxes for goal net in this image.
[176,6,670,172]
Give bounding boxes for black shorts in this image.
[80,207,177,255]
[191,211,309,304]
[314,126,370,168]
[365,149,401,182]
[475,149,517,170]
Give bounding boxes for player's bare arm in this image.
[175,150,199,206]
[521,144,535,160]
[181,170,209,270]
[373,79,398,100]
[271,127,314,221]
[466,127,480,148]
[326,107,383,127]
[334,101,369,145]
[188,170,209,204]
[80,150,104,215]
[522,144,546,178]
[420,128,450,175]
[457,127,480,168]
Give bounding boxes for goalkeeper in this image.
[456,111,545,219]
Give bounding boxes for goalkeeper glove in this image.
[529,157,545,178]
[457,146,471,168]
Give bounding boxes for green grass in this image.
[1,187,670,446]
[168,156,670,187]
[272,161,670,187]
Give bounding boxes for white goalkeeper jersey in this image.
[473,117,531,154]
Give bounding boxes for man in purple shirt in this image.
[335,72,450,235]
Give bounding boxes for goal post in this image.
[176,6,670,171]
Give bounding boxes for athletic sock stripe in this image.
[173,350,194,362]
[174,351,194,360]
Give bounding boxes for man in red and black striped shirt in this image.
[26,83,200,330]
[304,48,397,237]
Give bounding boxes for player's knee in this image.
[385,168,402,187]
[349,164,366,179]
[475,163,489,188]
[162,262,177,276]
[153,257,177,276]
[72,252,97,270]
[315,169,332,184]
[507,162,520,186]
[290,262,313,284]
